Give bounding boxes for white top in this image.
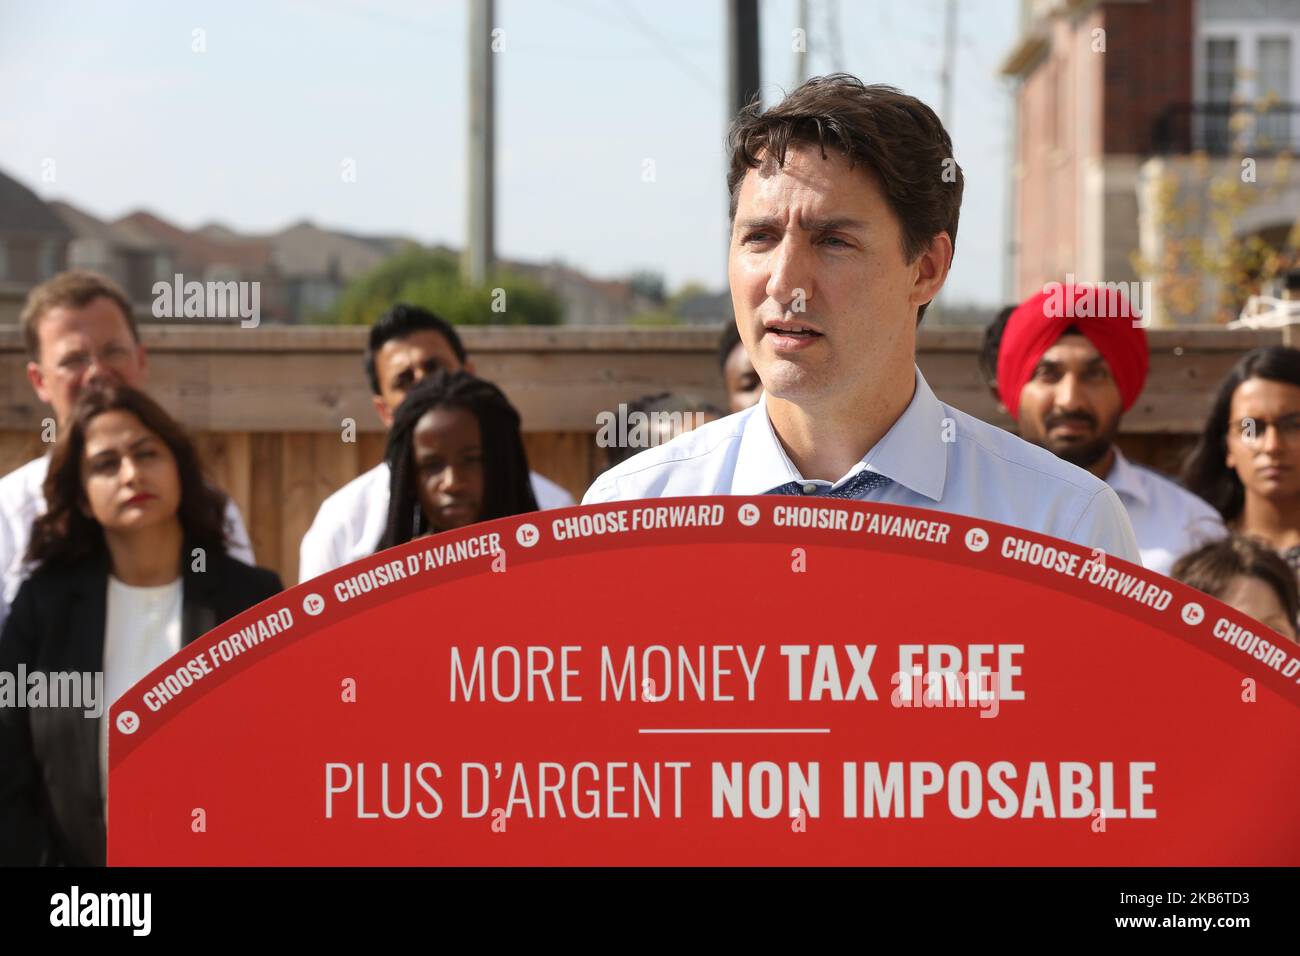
[0,454,255,634]
[99,575,183,811]
[1104,448,1226,577]
[583,366,1142,562]
[298,464,576,583]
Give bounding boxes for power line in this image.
[616,0,713,89]
[549,0,712,89]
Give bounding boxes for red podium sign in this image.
[108,497,1300,865]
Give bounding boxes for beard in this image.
[1048,433,1114,469]
[1036,412,1120,470]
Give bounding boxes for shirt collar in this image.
[1103,446,1149,507]
[731,365,948,501]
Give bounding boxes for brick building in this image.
[1001,0,1300,324]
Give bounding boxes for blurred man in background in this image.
[995,283,1224,575]
[719,323,762,414]
[298,303,573,583]
[602,391,723,470]
[0,271,254,633]
[977,304,1017,412]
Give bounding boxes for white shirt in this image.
[298,463,576,583]
[583,366,1142,562]
[0,454,255,634]
[99,575,183,811]
[1104,448,1226,577]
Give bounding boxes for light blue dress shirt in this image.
[1104,448,1226,577]
[583,366,1141,562]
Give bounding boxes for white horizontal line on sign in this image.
[637,728,830,734]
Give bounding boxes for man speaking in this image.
[583,74,1138,561]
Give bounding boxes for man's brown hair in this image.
[20,270,139,361]
[726,73,964,322]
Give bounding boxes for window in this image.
[1204,37,1237,151]
[1206,37,1238,102]
[1198,17,1300,154]
[1257,37,1291,147]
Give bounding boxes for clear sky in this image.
[0,0,1019,305]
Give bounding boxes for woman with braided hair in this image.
[378,368,539,550]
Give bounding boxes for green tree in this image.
[628,270,667,304]
[324,247,563,326]
[1135,95,1298,324]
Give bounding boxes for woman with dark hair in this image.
[1183,346,1300,577]
[1171,535,1298,642]
[378,369,539,550]
[0,383,283,866]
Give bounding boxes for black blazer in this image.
[0,546,282,866]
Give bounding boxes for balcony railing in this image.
[1153,103,1300,156]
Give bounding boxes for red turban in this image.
[996,283,1149,422]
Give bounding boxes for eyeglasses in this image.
[47,343,136,378]
[1232,416,1300,444]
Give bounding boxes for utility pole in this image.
[932,0,958,323]
[824,0,843,73]
[465,0,495,285]
[727,0,761,120]
[1003,80,1018,305]
[940,0,957,132]
[792,0,809,90]
[725,0,760,279]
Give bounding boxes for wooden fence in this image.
[1,324,1289,583]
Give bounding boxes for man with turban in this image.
[996,282,1224,575]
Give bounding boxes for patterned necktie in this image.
[762,469,893,499]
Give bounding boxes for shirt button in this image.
[801,483,818,494]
